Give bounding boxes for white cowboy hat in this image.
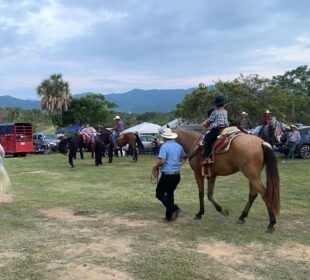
[241,111,248,115]
[265,110,270,114]
[161,128,178,139]
[113,115,121,120]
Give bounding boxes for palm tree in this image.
[37,73,71,115]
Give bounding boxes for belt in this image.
[161,172,180,175]
[289,141,296,143]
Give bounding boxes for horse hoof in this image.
[266,226,275,233]
[237,218,245,224]
[194,214,202,220]
[222,209,229,216]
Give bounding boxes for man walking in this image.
[286,125,301,160]
[152,128,186,221]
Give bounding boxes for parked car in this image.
[123,134,162,154]
[33,133,60,153]
[278,126,310,159]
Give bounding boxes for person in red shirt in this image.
[259,110,272,137]
[262,110,272,125]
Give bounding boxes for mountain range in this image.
[0,88,194,113]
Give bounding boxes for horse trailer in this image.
[0,122,34,156]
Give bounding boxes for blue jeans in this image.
[287,142,296,159]
[112,131,120,147]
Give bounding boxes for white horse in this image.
[0,144,10,193]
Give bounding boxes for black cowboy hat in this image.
[214,95,226,106]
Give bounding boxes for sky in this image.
[1,0,310,99]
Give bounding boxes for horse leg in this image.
[108,146,113,163]
[238,182,258,224]
[247,177,276,232]
[207,176,229,216]
[79,147,84,159]
[69,150,74,168]
[133,148,138,162]
[194,170,205,219]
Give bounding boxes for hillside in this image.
[0,88,194,113]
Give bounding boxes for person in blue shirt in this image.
[152,128,186,221]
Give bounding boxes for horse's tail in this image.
[262,142,280,216]
[58,138,71,155]
[135,133,144,151]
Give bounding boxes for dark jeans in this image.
[287,142,297,159]
[156,174,180,219]
[203,127,220,157]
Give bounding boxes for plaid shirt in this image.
[208,108,229,129]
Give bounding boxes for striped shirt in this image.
[287,130,301,143]
[208,108,229,129]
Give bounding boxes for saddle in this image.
[201,126,242,177]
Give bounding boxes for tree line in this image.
[176,65,310,126]
[2,65,309,132]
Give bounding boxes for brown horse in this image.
[173,128,280,232]
[107,132,144,163]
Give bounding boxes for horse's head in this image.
[97,128,112,145]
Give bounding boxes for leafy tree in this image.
[37,73,71,115]
[272,65,310,123]
[175,83,216,122]
[61,94,116,127]
[175,75,291,126]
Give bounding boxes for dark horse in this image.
[173,128,280,232]
[107,132,144,163]
[58,128,111,167]
[259,117,283,146]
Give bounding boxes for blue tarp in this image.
[57,124,81,134]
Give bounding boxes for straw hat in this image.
[161,128,178,139]
[265,110,270,114]
[241,111,248,115]
[290,125,297,129]
[113,115,121,120]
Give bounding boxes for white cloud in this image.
[1,0,126,48]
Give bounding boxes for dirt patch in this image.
[0,193,13,203]
[41,208,98,222]
[0,250,22,267]
[197,240,250,265]
[108,216,159,228]
[276,244,310,262]
[57,236,134,261]
[21,171,61,176]
[60,264,132,280]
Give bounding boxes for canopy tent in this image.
[124,122,162,134]
[57,123,81,134]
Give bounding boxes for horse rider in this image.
[112,115,124,149]
[152,128,186,222]
[239,111,251,133]
[259,109,272,137]
[202,95,229,163]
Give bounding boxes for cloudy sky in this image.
[1,0,310,99]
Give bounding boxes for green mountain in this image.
[101,88,194,113]
[0,95,40,109]
[0,88,194,113]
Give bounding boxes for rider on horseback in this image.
[202,95,229,163]
[112,116,124,149]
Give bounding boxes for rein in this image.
[181,130,205,166]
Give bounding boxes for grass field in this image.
[0,152,309,280]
